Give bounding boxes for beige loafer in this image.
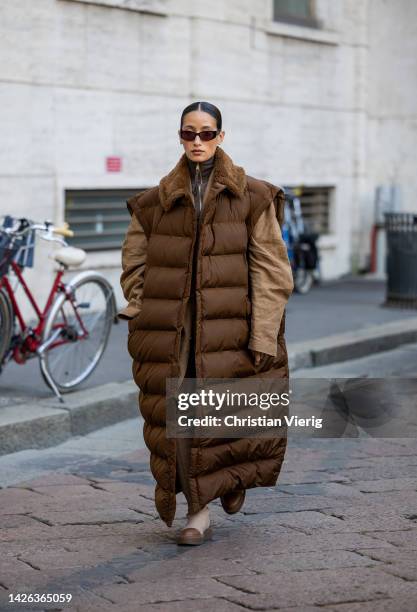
[176,526,213,546]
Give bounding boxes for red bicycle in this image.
[0,216,118,402]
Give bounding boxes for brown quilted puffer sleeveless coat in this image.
[126,146,290,527]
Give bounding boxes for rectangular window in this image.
[273,0,319,28]
[284,185,332,234]
[65,189,147,251]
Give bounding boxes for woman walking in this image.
[118,101,294,545]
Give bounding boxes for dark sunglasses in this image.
[180,129,219,142]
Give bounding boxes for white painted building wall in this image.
[0,0,416,319]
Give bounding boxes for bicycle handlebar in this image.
[1,217,74,240]
[53,222,74,238]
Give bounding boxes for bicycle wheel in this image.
[40,273,114,392]
[294,267,314,294]
[0,287,13,369]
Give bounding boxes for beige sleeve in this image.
[117,213,148,320]
[248,201,294,356]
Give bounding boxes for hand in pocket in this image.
[250,349,270,368]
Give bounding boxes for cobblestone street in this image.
[1,419,416,611]
[1,0,417,609]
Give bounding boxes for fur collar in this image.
[158,146,246,211]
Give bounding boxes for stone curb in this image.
[289,316,417,370]
[0,380,138,456]
[2,316,417,456]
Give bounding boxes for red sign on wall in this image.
[106,157,122,172]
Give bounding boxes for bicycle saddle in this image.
[51,246,86,268]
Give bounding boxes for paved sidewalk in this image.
[3,329,417,457]
[1,275,416,400]
[0,419,416,611]
[2,275,417,456]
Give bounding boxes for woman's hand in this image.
[250,349,270,367]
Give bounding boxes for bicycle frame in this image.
[0,260,88,363]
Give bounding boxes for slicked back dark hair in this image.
[180,101,222,131]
